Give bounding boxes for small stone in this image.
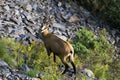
[65,3,71,9]
[4,5,10,11]
[53,29,62,35]
[52,22,66,31]
[24,27,35,35]
[0,7,3,12]
[23,12,32,20]
[36,7,44,12]
[0,59,9,66]
[62,12,72,20]
[0,20,2,27]
[31,78,40,80]
[80,68,95,79]
[58,2,62,7]
[15,10,20,15]
[15,5,20,9]
[8,27,15,33]
[68,14,80,23]
[26,4,32,12]
[0,1,2,6]
[21,63,30,72]
[36,71,45,78]
[32,4,37,10]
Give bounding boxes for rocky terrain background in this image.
[0,0,120,79]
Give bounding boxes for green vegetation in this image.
[0,27,119,79]
[73,27,117,80]
[0,38,17,67]
[0,38,62,79]
[76,0,120,29]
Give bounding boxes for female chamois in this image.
[40,21,76,74]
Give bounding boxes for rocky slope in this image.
[0,0,120,79]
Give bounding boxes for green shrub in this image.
[0,39,6,58]
[0,38,63,78]
[0,38,17,67]
[108,59,120,80]
[73,27,114,79]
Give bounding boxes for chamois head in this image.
[40,17,55,35]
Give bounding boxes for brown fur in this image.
[41,25,76,74]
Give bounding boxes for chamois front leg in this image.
[46,48,52,59]
[54,54,56,62]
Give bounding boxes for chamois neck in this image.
[41,29,50,36]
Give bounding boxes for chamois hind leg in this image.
[61,57,69,74]
[70,54,76,74]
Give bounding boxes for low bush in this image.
[73,27,115,79]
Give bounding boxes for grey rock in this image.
[0,59,9,66]
[21,63,30,72]
[0,1,2,6]
[53,29,62,35]
[8,34,19,38]
[14,73,31,80]
[0,27,4,31]
[23,12,32,20]
[24,26,35,35]
[14,9,20,15]
[80,6,90,18]
[4,5,10,11]
[8,27,15,33]
[68,14,80,23]
[52,22,66,31]
[65,3,71,9]
[32,4,37,10]
[25,33,38,41]
[36,71,45,78]
[36,7,44,13]
[31,78,41,80]
[0,60,31,79]
[62,12,72,20]
[58,2,62,7]
[26,4,33,12]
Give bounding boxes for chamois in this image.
[40,21,76,74]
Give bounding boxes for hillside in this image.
[0,0,120,80]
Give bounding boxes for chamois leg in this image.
[53,54,56,62]
[46,48,52,65]
[46,48,51,59]
[61,58,69,74]
[70,55,76,74]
